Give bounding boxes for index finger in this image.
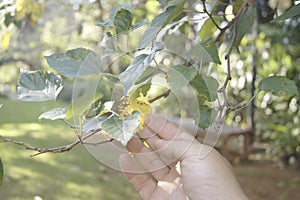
[144,114,179,140]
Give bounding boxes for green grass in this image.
[0,97,68,123]
[0,98,139,200]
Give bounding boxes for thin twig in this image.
[201,0,222,30]
[214,20,234,43]
[228,92,258,111]
[0,128,103,156]
[214,0,250,43]
[274,0,279,18]
[83,138,114,146]
[225,0,250,58]
[217,0,251,110]
[61,119,78,129]
[149,90,171,103]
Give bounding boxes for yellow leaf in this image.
[2,32,10,51]
[16,0,32,20]
[30,3,44,25]
[118,94,151,129]
[16,0,32,12]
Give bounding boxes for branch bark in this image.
[0,57,35,70]
[0,128,112,156]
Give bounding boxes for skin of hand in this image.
[119,114,249,200]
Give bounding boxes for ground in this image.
[234,160,300,200]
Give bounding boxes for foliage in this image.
[17,70,63,101]
[0,0,300,192]
[258,76,298,97]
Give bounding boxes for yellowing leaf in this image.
[16,0,43,24]
[16,0,33,20]
[2,31,10,51]
[29,3,44,26]
[118,94,151,130]
[16,0,32,12]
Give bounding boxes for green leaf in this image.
[233,6,256,47]
[267,123,288,133]
[96,21,114,28]
[233,0,244,14]
[82,116,104,133]
[138,0,186,49]
[131,83,152,99]
[191,75,219,102]
[4,13,13,27]
[109,4,131,20]
[157,0,168,7]
[113,9,133,34]
[132,18,148,30]
[165,0,187,25]
[101,112,140,146]
[199,17,221,40]
[0,157,3,186]
[258,76,299,96]
[97,74,120,102]
[135,67,159,84]
[190,40,221,64]
[197,105,214,129]
[103,73,120,84]
[138,6,176,49]
[101,33,118,53]
[17,70,63,101]
[38,108,67,120]
[66,93,103,118]
[119,53,155,94]
[45,48,101,77]
[271,4,300,23]
[167,65,197,90]
[157,0,184,7]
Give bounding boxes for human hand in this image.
[119,114,248,200]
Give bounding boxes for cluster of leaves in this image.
[15,0,299,141]
[15,1,216,143]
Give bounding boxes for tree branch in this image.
[83,138,114,146]
[0,57,35,69]
[214,0,250,43]
[218,0,251,110]
[0,128,110,156]
[149,89,171,103]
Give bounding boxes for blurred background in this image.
[0,0,299,199]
